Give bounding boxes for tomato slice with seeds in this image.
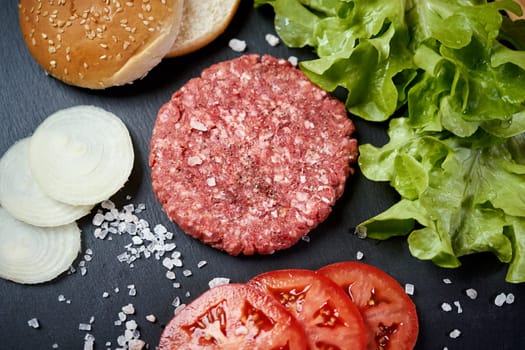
[248,269,367,350]
[159,283,308,350]
[318,262,419,350]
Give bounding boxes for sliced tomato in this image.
[318,262,419,350]
[158,283,308,350]
[248,269,367,350]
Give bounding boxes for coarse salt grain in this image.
[208,277,230,288]
[405,283,415,295]
[356,251,364,260]
[166,271,176,280]
[27,318,39,329]
[83,336,94,350]
[454,301,463,314]
[265,33,280,46]
[229,38,247,52]
[197,260,207,268]
[172,296,181,308]
[506,293,515,304]
[465,288,478,300]
[288,56,298,66]
[495,293,507,307]
[442,278,452,284]
[449,329,461,339]
[79,323,92,331]
[145,314,156,323]
[441,302,452,312]
[122,303,135,315]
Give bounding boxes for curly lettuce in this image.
[256,0,525,282]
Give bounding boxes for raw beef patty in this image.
[150,54,358,255]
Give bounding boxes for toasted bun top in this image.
[19,0,184,89]
[166,0,240,58]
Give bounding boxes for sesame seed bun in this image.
[18,0,184,89]
[165,0,240,58]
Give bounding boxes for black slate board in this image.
[1,1,524,349]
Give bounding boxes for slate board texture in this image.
[1,1,524,349]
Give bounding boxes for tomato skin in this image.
[248,269,367,350]
[318,262,419,350]
[158,283,308,350]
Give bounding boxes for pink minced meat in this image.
[149,54,358,255]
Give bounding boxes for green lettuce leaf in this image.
[358,118,524,280]
[257,0,525,282]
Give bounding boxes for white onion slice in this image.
[0,207,80,284]
[29,105,134,206]
[0,138,92,227]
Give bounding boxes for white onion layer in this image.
[29,105,134,205]
[0,207,81,284]
[0,138,92,227]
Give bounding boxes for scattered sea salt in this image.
[449,329,461,339]
[442,278,453,284]
[122,304,135,315]
[197,260,207,269]
[405,283,415,295]
[506,293,515,304]
[265,33,280,46]
[145,314,156,323]
[183,269,192,277]
[229,38,247,52]
[172,296,181,308]
[166,270,176,280]
[208,277,230,288]
[79,323,92,331]
[465,288,478,300]
[356,251,364,260]
[453,301,463,314]
[83,336,94,350]
[441,302,452,312]
[494,293,507,307]
[27,318,39,329]
[288,56,298,66]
